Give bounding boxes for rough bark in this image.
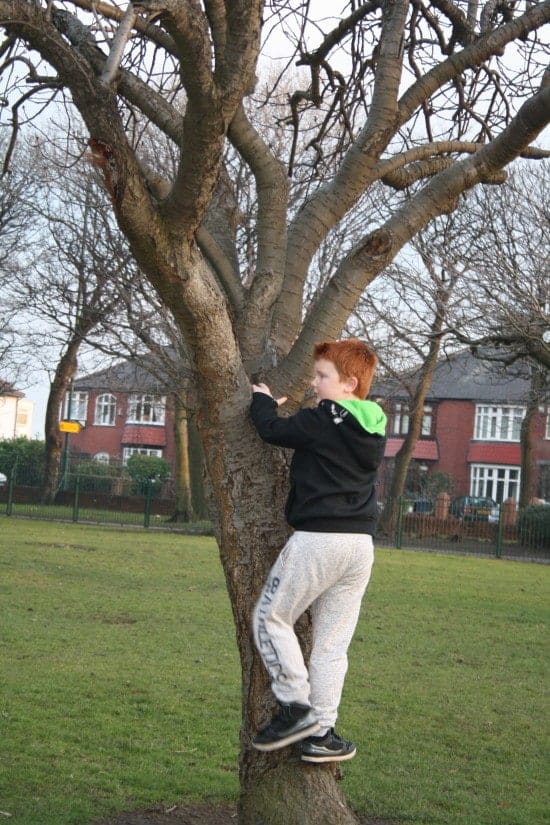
[193,396,359,825]
[41,342,80,504]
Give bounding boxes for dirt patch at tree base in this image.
[93,802,396,825]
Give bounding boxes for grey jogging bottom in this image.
[252,530,374,730]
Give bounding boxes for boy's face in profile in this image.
[311,358,359,402]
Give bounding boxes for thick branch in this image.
[274,0,410,353]
[204,0,226,67]
[228,104,289,365]
[100,3,137,84]
[67,0,177,53]
[398,1,550,127]
[272,80,550,396]
[374,139,550,185]
[427,0,475,46]
[117,68,184,144]
[196,225,244,312]
[218,1,262,115]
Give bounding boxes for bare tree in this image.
[98,278,204,522]
[350,218,470,529]
[8,134,204,515]
[5,143,128,499]
[445,164,550,504]
[0,133,38,389]
[449,163,550,369]
[1,3,549,822]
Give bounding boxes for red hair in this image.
[313,339,378,399]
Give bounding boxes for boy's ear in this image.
[347,376,359,393]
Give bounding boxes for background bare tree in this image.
[4,140,129,498]
[349,217,471,529]
[93,273,207,522]
[1,2,549,822]
[450,163,550,370]
[0,132,39,390]
[447,163,550,504]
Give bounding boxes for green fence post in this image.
[395,497,404,549]
[495,502,504,559]
[6,466,15,516]
[144,479,152,528]
[72,475,80,523]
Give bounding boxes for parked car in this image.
[0,472,7,486]
[413,498,433,513]
[450,496,498,522]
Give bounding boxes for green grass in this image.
[1,519,548,825]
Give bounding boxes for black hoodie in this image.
[251,393,387,535]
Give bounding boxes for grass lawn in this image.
[1,518,548,825]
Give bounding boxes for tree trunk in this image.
[196,396,361,825]
[379,376,433,536]
[170,395,194,522]
[519,365,545,507]
[379,298,447,535]
[41,343,80,504]
[239,760,360,825]
[188,416,209,519]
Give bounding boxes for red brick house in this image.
[376,350,550,503]
[63,361,177,476]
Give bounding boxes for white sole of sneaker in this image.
[301,748,357,763]
[252,721,321,751]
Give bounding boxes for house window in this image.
[63,391,88,423]
[95,393,116,426]
[474,405,525,441]
[471,464,520,503]
[123,447,163,464]
[127,394,165,425]
[392,403,409,435]
[391,403,433,437]
[421,405,433,436]
[93,452,110,463]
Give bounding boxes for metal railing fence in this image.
[1,469,548,559]
[375,497,549,560]
[0,468,212,534]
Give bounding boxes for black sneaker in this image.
[252,702,320,751]
[300,729,356,763]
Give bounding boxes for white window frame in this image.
[63,391,88,424]
[421,405,433,436]
[392,402,432,437]
[93,452,110,463]
[126,394,166,425]
[123,447,163,464]
[94,393,116,426]
[470,464,521,503]
[474,404,525,442]
[392,402,409,435]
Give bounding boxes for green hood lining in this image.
[337,399,387,436]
